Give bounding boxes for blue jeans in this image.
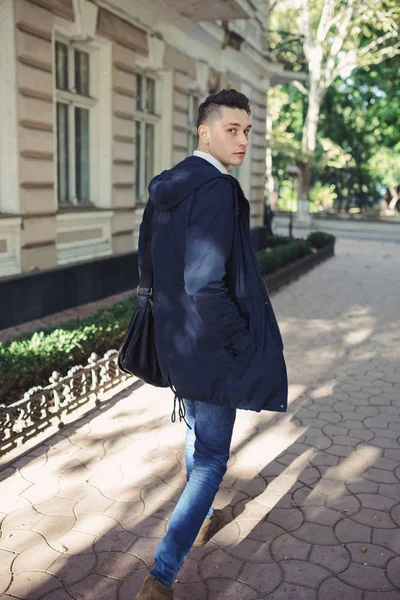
[151,398,236,587]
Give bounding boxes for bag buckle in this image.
[137,286,153,296]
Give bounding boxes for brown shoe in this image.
[135,575,173,599]
[192,509,224,548]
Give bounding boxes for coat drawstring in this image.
[168,377,192,429]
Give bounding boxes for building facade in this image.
[0,0,297,283]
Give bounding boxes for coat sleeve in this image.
[184,178,251,354]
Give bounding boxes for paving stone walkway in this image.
[1,238,400,600]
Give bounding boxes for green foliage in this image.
[307,232,336,249]
[0,297,136,406]
[257,240,312,275]
[309,182,338,212]
[369,144,400,194]
[278,180,298,212]
[268,1,400,210]
[257,231,336,275]
[265,236,293,247]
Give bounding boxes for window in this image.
[188,94,199,155]
[55,39,95,205]
[134,73,158,203]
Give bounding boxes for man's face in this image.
[199,107,251,169]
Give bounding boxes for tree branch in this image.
[297,0,313,47]
[323,0,356,87]
[292,80,309,96]
[327,33,400,85]
[316,0,335,43]
[357,31,397,57]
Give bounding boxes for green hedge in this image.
[0,231,335,406]
[306,231,336,249]
[265,235,293,247]
[257,239,312,275]
[256,231,335,276]
[0,298,136,406]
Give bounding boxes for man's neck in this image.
[193,150,229,175]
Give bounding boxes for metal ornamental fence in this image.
[0,350,130,457]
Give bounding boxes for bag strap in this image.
[138,200,154,296]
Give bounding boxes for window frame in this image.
[54,34,97,208]
[134,71,160,205]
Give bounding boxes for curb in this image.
[265,243,335,294]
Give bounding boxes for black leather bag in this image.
[117,201,169,388]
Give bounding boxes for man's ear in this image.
[198,124,209,147]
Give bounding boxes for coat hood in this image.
[148,156,226,211]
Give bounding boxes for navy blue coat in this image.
[140,156,288,413]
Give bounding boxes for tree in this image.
[369,145,400,210]
[270,0,400,219]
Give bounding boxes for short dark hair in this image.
[196,88,251,129]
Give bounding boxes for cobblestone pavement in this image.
[1,238,400,600]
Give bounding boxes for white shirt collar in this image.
[193,150,229,175]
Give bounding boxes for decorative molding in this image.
[28,0,74,21]
[21,182,54,189]
[113,159,134,166]
[21,151,54,160]
[22,240,55,250]
[57,228,103,244]
[188,60,209,93]
[20,119,53,132]
[113,86,135,98]
[16,22,52,42]
[113,111,134,122]
[97,7,148,55]
[173,105,189,115]
[23,212,56,219]
[173,144,187,152]
[112,229,134,237]
[174,84,189,96]
[0,217,22,277]
[71,0,98,40]
[19,87,53,102]
[56,210,113,265]
[113,61,136,75]
[136,34,165,71]
[113,183,134,189]
[173,125,188,134]
[17,54,52,73]
[114,135,135,144]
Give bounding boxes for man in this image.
[135,89,287,599]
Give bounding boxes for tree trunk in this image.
[302,80,322,155]
[265,109,275,205]
[388,186,399,210]
[296,159,312,223]
[296,76,323,223]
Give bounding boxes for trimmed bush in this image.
[265,235,293,247]
[0,297,136,406]
[256,239,312,275]
[306,231,336,249]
